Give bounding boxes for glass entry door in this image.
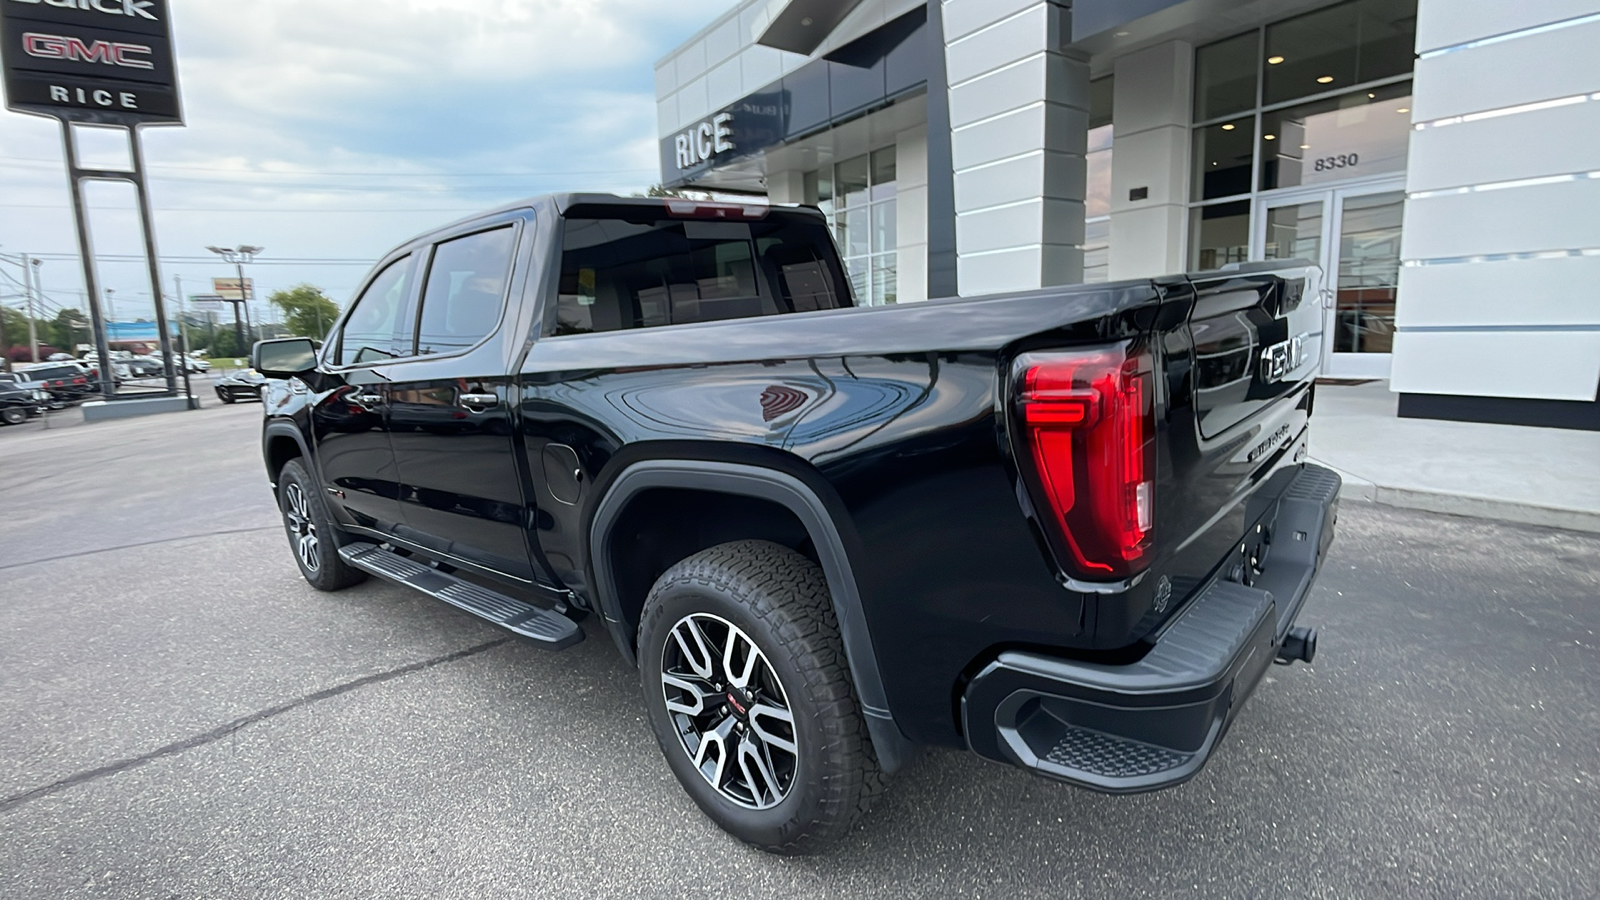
[1255,180,1404,378]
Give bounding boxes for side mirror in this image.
[252,338,321,379]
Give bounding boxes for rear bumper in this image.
[961,463,1340,793]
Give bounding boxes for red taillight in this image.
[1016,343,1155,579]
[73,377,86,384]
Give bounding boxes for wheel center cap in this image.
[724,692,749,718]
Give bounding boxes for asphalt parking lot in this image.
[2,401,1597,899]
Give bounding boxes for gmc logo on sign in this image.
[21,31,153,69]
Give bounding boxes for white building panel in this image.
[1411,18,1600,122]
[704,16,743,68]
[951,102,1086,171]
[739,45,785,93]
[944,4,1050,87]
[1400,177,1600,261]
[1396,256,1600,328]
[941,0,1040,43]
[674,40,709,90]
[706,57,744,112]
[1407,98,1600,192]
[654,62,677,101]
[1415,0,1599,53]
[1390,330,1600,401]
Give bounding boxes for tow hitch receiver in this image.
[1276,625,1317,664]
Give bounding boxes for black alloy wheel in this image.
[638,540,883,854]
[276,459,367,591]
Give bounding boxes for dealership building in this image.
[655,0,1600,429]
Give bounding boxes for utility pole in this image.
[174,274,190,355]
[22,254,40,363]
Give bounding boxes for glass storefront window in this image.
[1333,191,1403,353]
[807,147,897,305]
[836,155,870,210]
[1260,83,1411,190]
[1190,200,1250,270]
[1192,116,1254,201]
[1263,0,1417,106]
[1263,201,1324,261]
[1194,31,1259,122]
[803,169,833,216]
[870,149,896,201]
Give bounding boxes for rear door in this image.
[384,217,543,582]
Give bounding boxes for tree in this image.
[47,308,90,353]
[268,284,340,340]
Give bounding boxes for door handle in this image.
[349,389,384,411]
[459,391,499,412]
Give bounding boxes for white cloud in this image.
[0,0,740,323]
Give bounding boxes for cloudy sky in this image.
[0,0,737,328]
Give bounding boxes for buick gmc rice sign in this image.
[0,0,182,123]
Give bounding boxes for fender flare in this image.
[588,459,912,773]
[262,419,315,487]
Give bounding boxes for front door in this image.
[1256,180,1405,378]
[384,220,543,582]
[313,252,418,533]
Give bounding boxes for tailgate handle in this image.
[460,391,498,412]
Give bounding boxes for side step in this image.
[338,542,583,650]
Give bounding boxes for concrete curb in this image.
[1312,459,1600,535]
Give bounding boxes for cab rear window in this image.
[550,205,850,336]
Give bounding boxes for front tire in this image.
[0,408,24,425]
[277,458,367,591]
[638,540,883,854]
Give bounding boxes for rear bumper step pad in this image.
[961,462,1340,793]
[338,542,583,650]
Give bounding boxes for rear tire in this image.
[638,540,883,854]
[277,458,367,591]
[218,392,236,404]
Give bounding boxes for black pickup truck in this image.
[252,193,1338,853]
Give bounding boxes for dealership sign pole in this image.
[0,0,184,399]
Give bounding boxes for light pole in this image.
[22,255,41,363]
[206,245,263,355]
[104,287,117,345]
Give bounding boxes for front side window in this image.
[413,225,517,356]
[552,207,848,336]
[337,255,412,366]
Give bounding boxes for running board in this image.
[338,542,583,650]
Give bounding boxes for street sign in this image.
[0,0,183,125]
[189,294,225,310]
[212,278,252,301]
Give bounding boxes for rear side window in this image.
[24,366,74,379]
[337,256,413,366]
[552,208,850,336]
[412,225,517,356]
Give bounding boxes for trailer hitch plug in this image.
[1275,626,1317,665]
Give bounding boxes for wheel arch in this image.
[589,459,913,773]
[262,420,313,488]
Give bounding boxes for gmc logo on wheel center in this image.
[21,31,153,68]
[6,0,158,22]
